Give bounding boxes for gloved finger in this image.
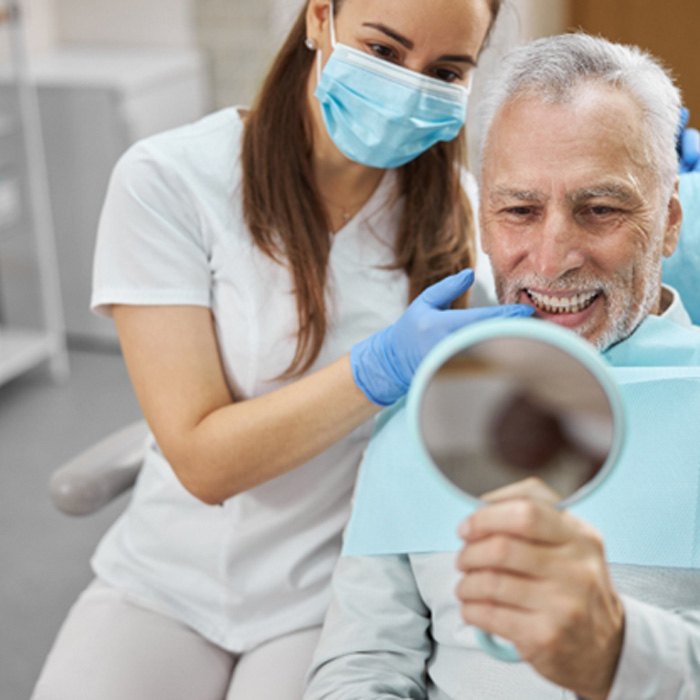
[681,128,700,172]
[677,107,690,158]
[419,269,475,310]
[438,303,534,334]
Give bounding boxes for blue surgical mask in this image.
[313,6,471,169]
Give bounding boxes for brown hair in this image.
[242,0,502,377]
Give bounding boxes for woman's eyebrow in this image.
[439,53,476,65]
[362,22,414,49]
[361,23,475,64]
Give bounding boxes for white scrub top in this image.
[90,106,490,652]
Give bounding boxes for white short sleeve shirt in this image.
[90,107,491,651]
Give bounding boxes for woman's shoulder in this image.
[114,106,246,192]
[140,106,244,153]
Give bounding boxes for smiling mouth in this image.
[525,289,600,314]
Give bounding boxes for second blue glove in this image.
[678,106,700,173]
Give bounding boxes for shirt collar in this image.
[659,284,692,328]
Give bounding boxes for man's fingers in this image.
[458,601,535,652]
[481,476,562,505]
[465,498,574,545]
[455,568,543,611]
[455,532,555,578]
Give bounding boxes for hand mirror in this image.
[406,318,625,662]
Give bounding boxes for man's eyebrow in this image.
[488,187,547,203]
[569,184,637,203]
[362,22,476,64]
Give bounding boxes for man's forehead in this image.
[481,85,651,202]
[493,83,644,132]
[483,86,646,162]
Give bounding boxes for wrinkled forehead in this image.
[480,84,659,199]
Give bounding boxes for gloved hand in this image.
[350,269,534,406]
[678,106,700,173]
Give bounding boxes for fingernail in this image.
[458,519,470,539]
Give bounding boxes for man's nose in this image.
[531,212,586,279]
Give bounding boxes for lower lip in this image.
[519,291,602,329]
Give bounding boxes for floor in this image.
[0,349,142,699]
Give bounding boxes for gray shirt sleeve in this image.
[305,556,700,699]
[304,555,432,700]
[607,595,700,700]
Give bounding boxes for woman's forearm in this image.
[172,354,379,504]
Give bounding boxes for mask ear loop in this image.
[328,0,337,48]
[464,71,475,95]
[315,42,322,84]
[316,0,337,84]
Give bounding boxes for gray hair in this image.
[477,33,681,197]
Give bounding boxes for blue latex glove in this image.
[350,269,535,406]
[678,106,700,173]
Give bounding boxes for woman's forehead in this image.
[337,0,493,50]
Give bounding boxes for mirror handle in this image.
[475,629,521,663]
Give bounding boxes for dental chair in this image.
[50,419,149,515]
[50,172,700,516]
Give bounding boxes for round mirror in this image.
[407,319,625,663]
[409,318,624,508]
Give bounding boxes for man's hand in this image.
[455,486,625,700]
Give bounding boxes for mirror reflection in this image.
[419,336,614,503]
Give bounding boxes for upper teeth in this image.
[527,289,598,314]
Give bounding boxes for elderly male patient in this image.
[304,34,700,700]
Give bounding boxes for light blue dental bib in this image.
[663,172,700,325]
[343,315,700,568]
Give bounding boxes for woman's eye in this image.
[368,43,397,62]
[433,67,461,83]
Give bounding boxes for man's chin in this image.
[564,317,640,353]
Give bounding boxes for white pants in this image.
[32,579,322,700]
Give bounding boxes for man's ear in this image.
[662,178,683,258]
[478,206,492,256]
[305,0,331,47]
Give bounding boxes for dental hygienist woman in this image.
[32,1,531,699]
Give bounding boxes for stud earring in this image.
[305,37,318,51]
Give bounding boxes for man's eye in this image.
[589,205,617,216]
[505,206,534,217]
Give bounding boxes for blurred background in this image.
[0,0,698,697]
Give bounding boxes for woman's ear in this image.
[305,0,331,47]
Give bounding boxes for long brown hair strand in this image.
[241,0,501,378]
